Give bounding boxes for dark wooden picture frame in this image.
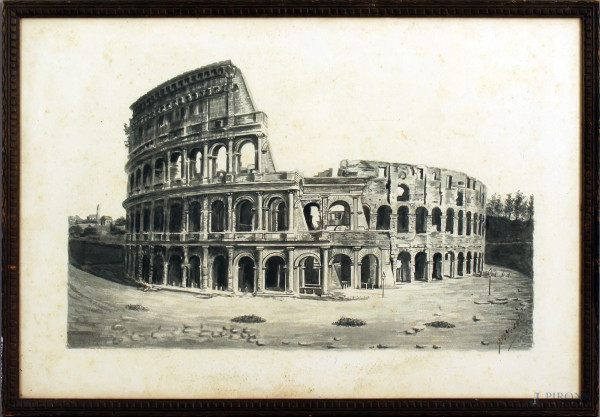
[2,1,598,415]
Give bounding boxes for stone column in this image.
[151,157,156,186]
[410,251,416,283]
[287,191,295,233]
[201,246,209,289]
[256,134,263,173]
[426,250,432,282]
[351,196,359,231]
[226,193,233,233]
[227,138,233,175]
[441,215,447,233]
[148,246,154,283]
[256,192,263,231]
[182,199,189,240]
[163,257,168,285]
[256,247,264,292]
[182,148,189,185]
[136,246,143,282]
[227,246,235,292]
[202,197,209,238]
[453,216,458,235]
[286,247,295,293]
[182,246,189,288]
[166,151,171,187]
[202,142,209,181]
[322,248,329,294]
[150,201,155,236]
[321,196,329,229]
[352,247,361,289]
[408,213,416,234]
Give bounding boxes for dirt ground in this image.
[68,264,533,351]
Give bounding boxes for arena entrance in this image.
[432,253,443,280]
[457,253,465,277]
[414,252,427,281]
[188,256,201,288]
[152,254,164,284]
[212,255,228,290]
[238,257,255,293]
[167,255,182,286]
[141,254,150,283]
[331,254,352,288]
[265,256,286,291]
[396,251,411,283]
[360,255,379,288]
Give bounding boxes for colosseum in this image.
[123,61,487,296]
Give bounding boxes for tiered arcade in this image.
[123,61,487,295]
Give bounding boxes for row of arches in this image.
[128,196,289,234]
[128,138,261,194]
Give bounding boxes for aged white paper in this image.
[20,18,580,399]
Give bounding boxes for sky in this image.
[21,18,580,218]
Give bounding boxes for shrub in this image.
[231,315,266,323]
[425,321,455,328]
[332,317,366,327]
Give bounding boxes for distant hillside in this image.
[485,216,533,277]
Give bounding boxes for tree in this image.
[526,195,534,220]
[486,194,504,217]
[504,194,514,220]
[513,190,526,221]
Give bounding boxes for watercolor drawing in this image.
[67,60,534,350]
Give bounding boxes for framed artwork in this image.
[2,1,598,415]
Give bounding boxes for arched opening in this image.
[212,255,228,290]
[303,203,321,230]
[154,159,166,184]
[301,256,320,289]
[432,207,442,232]
[473,253,478,274]
[238,142,256,173]
[238,256,255,292]
[466,212,472,235]
[153,206,164,232]
[362,205,371,229]
[169,201,183,233]
[416,207,428,234]
[446,208,455,233]
[397,206,409,233]
[328,201,351,228]
[143,207,151,232]
[235,200,254,232]
[444,252,455,278]
[376,206,392,230]
[360,255,379,288]
[211,200,226,232]
[473,214,478,236]
[458,210,464,235]
[152,254,164,284]
[466,252,472,275]
[397,184,410,202]
[331,254,352,288]
[432,253,443,280]
[189,201,201,232]
[457,252,465,276]
[134,211,141,233]
[396,251,411,283]
[168,255,183,287]
[188,256,201,288]
[268,198,287,231]
[265,256,286,291]
[141,254,150,283]
[212,145,227,177]
[414,252,428,281]
[480,214,484,235]
[129,173,135,193]
[189,148,202,181]
[169,152,183,181]
[143,164,152,188]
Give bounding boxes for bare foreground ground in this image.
[68,264,532,350]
